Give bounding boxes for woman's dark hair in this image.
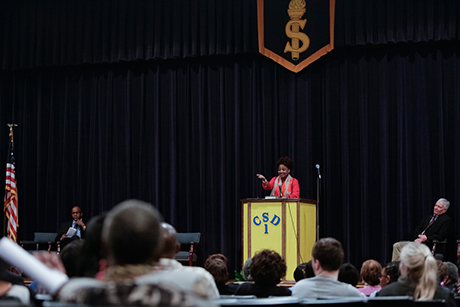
[250,249,286,286]
[60,239,85,278]
[80,213,107,277]
[293,261,314,282]
[276,157,293,170]
[204,255,229,286]
[338,263,359,286]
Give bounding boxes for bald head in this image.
[158,223,181,259]
[102,199,163,266]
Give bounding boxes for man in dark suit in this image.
[392,198,452,261]
[55,206,86,250]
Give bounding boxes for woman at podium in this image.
[256,156,300,198]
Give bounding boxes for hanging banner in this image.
[257,0,335,73]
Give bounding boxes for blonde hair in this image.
[400,242,437,300]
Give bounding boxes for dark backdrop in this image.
[1,0,460,273]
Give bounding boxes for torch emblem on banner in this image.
[284,0,310,60]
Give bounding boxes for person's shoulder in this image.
[440,213,452,221]
[377,281,404,296]
[235,282,254,294]
[292,277,313,287]
[57,278,105,302]
[273,285,292,296]
[291,277,315,292]
[434,284,451,298]
[340,282,364,296]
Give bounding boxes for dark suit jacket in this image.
[55,220,85,242]
[413,213,451,243]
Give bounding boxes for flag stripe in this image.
[4,133,18,243]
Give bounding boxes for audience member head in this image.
[293,261,314,282]
[102,199,163,266]
[60,239,85,278]
[379,261,400,287]
[436,260,447,283]
[157,223,181,259]
[80,213,107,277]
[312,237,344,273]
[399,242,437,300]
[242,257,253,281]
[434,198,450,214]
[338,263,359,286]
[204,254,229,287]
[443,262,458,286]
[250,249,286,286]
[360,259,382,286]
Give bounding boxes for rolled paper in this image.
[0,237,68,294]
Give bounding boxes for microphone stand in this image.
[316,168,321,241]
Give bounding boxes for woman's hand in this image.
[256,174,267,184]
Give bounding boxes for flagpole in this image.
[4,123,18,241]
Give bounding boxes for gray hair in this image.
[242,257,253,281]
[438,198,450,210]
[443,262,458,283]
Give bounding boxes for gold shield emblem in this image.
[258,0,335,73]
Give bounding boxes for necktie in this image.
[72,220,81,238]
[421,215,438,235]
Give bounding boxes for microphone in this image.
[316,164,321,179]
[278,182,282,197]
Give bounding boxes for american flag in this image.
[4,127,18,242]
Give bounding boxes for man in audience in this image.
[291,237,364,298]
[55,206,87,250]
[153,223,219,299]
[392,198,451,261]
[442,262,458,295]
[52,200,216,306]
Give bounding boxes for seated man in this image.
[55,206,86,250]
[392,198,451,261]
[291,237,364,298]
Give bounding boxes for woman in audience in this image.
[204,253,238,295]
[293,261,314,282]
[358,259,382,295]
[235,249,291,297]
[378,261,400,289]
[369,261,400,297]
[377,242,455,307]
[338,263,360,286]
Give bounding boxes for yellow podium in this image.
[241,198,316,281]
